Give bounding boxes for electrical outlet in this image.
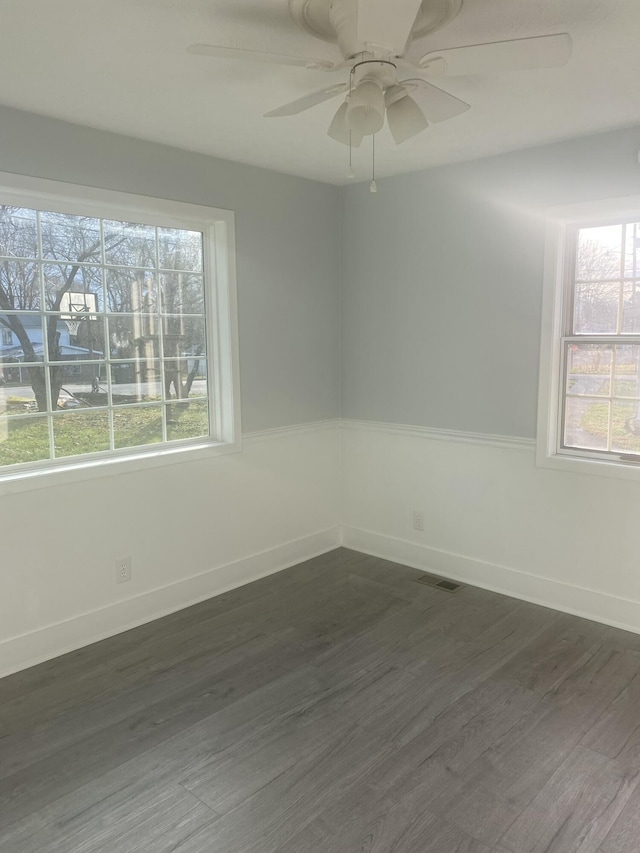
[413,510,425,532]
[116,556,132,584]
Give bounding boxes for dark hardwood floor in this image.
[2,547,640,852]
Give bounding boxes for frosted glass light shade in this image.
[386,93,428,144]
[328,102,363,147]
[346,80,385,136]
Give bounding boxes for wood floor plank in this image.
[500,745,640,853]
[0,629,327,828]
[365,678,538,796]
[431,646,640,847]
[3,549,640,853]
[178,663,413,815]
[277,778,492,853]
[174,724,392,853]
[599,781,640,852]
[581,670,640,761]
[0,779,217,853]
[489,617,609,695]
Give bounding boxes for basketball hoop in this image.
[64,318,81,337]
[59,291,98,340]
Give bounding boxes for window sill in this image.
[536,447,640,482]
[0,438,242,496]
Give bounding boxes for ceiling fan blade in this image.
[418,33,572,76]
[187,44,337,71]
[355,0,423,55]
[402,79,470,123]
[265,83,349,117]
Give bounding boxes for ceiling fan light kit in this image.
[189,0,573,183]
[386,90,429,145]
[329,101,363,146]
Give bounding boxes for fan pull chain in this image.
[347,133,355,180]
[370,134,377,193]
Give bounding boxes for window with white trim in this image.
[538,198,640,478]
[0,175,239,480]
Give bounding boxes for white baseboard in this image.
[341,525,640,636]
[0,527,341,679]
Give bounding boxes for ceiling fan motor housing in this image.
[289,0,463,58]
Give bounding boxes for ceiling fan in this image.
[188,0,572,147]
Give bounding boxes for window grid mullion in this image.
[156,227,168,444]
[606,345,617,453]
[36,212,56,459]
[98,219,115,452]
[617,224,626,335]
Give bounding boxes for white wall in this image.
[0,106,342,677]
[341,422,640,633]
[340,125,640,634]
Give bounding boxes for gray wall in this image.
[341,125,640,438]
[0,105,341,432]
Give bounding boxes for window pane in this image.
[622,280,640,333]
[0,260,40,310]
[611,400,640,453]
[613,345,640,398]
[566,344,612,396]
[53,409,110,458]
[162,316,206,356]
[158,228,202,272]
[45,314,105,362]
[113,405,163,449]
[40,211,102,264]
[44,264,104,313]
[0,413,50,465]
[0,362,43,410]
[574,281,619,334]
[0,206,38,259]
[166,399,209,441]
[180,360,207,398]
[577,225,622,280]
[49,363,105,409]
[108,315,160,361]
[163,355,207,400]
[105,268,157,314]
[624,223,640,278]
[160,273,204,315]
[0,313,45,361]
[610,401,640,454]
[103,220,157,268]
[111,362,162,404]
[564,397,609,451]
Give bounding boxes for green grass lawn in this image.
[0,401,209,467]
[581,401,640,452]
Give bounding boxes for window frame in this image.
[538,194,640,481]
[0,172,240,494]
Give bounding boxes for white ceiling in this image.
[0,0,639,184]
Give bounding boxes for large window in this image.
[0,174,239,483]
[538,197,640,478]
